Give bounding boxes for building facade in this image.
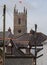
[14,5,27,37]
[37,40,47,65]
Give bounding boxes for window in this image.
[6,43,12,54]
[18,30,21,33]
[7,47,12,54]
[8,43,12,47]
[18,18,21,24]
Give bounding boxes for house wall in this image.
[43,43,47,65]
[36,50,43,65]
[5,58,34,65]
[37,41,47,65]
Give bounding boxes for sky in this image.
[0,0,47,35]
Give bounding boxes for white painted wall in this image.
[37,49,43,65]
[43,43,47,65]
[37,40,47,65]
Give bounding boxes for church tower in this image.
[14,5,27,37]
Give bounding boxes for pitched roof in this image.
[13,32,47,47]
[0,31,14,39]
[29,32,47,46]
[0,31,9,38]
[12,33,32,48]
[0,30,47,47]
[16,33,31,41]
[0,31,14,46]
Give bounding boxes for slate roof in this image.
[0,30,47,47]
[29,32,47,46]
[0,31,14,39]
[0,31,9,38]
[0,31,14,46]
[0,30,47,55]
[12,33,31,48]
[13,32,47,47]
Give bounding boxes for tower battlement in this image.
[14,5,27,14]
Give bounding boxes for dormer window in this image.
[6,40,13,55]
[8,43,12,47]
[26,44,31,54]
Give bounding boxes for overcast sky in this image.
[0,0,47,35]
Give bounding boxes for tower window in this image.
[18,18,21,24]
[18,30,21,33]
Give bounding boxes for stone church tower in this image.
[14,5,27,37]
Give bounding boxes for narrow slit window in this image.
[18,18,21,24]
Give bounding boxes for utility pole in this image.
[35,24,37,65]
[3,5,6,65]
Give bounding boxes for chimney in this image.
[30,29,35,35]
[8,27,11,33]
[24,7,26,13]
